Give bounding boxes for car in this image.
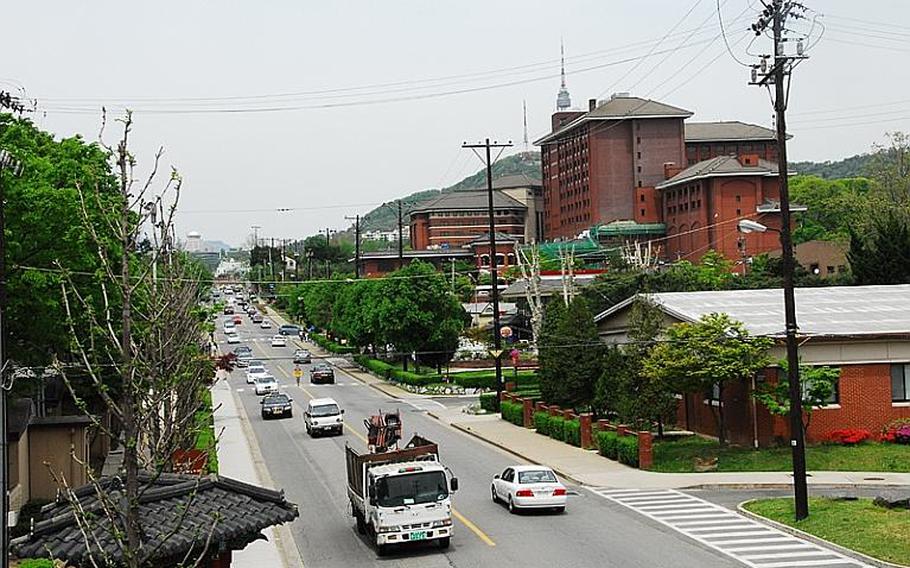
[232,315,243,325]
[247,306,257,315]
[304,398,344,436]
[310,363,334,384]
[491,465,567,514]
[279,324,301,336]
[252,314,263,324]
[223,320,235,332]
[270,335,287,347]
[246,364,269,384]
[223,305,235,315]
[260,320,272,329]
[225,332,240,344]
[254,375,279,396]
[233,346,253,367]
[260,393,293,419]
[293,349,311,364]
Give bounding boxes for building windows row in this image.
[891,364,910,402]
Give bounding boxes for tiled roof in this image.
[411,190,526,213]
[464,173,542,191]
[535,95,692,145]
[595,284,910,338]
[11,472,298,566]
[656,155,778,189]
[685,121,778,142]
[468,232,520,245]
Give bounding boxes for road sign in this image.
[488,349,504,359]
[499,326,513,338]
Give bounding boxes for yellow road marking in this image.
[269,336,495,547]
[452,508,496,547]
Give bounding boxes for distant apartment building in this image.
[362,227,409,242]
[409,174,542,250]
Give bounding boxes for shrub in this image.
[882,418,910,444]
[617,436,640,467]
[479,392,497,412]
[564,420,581,447]
[828,428,872,445]
[534,411,550,435]
[596,430,620,460]
[390,368,437,387]
[20,561,55,568]
[500,401,524,426]
[359,357,395,379]
[453,374,497,390]
[548,416,566,442]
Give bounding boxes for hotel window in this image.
[891,364,910,402]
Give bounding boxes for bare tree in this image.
[51,112,216,568]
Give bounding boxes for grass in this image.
[744,497,910,565]
[652,436,910,473]
[194,388,219,474]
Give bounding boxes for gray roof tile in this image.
[656,155,778,189]
[411,190,526,213]
[685,121,778,142]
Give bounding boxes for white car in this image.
[254,375,279,396]
[223,320,235,331]
[270,334,287,347]
[260,320,272,329]
[491,465,567,514]
[225,332,240,344]
[304,398,344,437]
[246,364,269,385]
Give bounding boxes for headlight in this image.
[431,519,452,528]
[378,525,399,533]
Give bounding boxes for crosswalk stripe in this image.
[589,488,871,568]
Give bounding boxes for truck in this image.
[345,434,458,555]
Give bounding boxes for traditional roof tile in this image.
[685,121,778,142]
[656,155,779,189]
[410,190,526,213]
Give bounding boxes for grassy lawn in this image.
[194,388,219,474]
[744,497,910,565]
[652,436,910,473]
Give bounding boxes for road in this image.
[217,310,861,568]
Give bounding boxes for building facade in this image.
[684,121,779,166]
[409,189,529,250]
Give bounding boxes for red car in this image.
[233,315,242,325]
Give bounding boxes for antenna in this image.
[522,100,529,152]
[556,39,572,111]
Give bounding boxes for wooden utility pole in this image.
[397,201,404,269]
[345,215,361,278]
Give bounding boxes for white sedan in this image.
[246,365,269,385]
[254,375,279,396]
[225,332,240,344]
[270,335,287,347]
[491,465,567,514]
[260,320,272,329]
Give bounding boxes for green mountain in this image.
[360,151,541,231]
[789,153,873,179]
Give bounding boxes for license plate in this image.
[409,531,426,541]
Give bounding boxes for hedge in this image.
[564,420,581,447]
[479,392,497,412]
[390,368,437,387]
[311,333,357,354]
[355,356,395,379]
[547,416,566,442]
[617,436,639,467]
[500,401,524,426]
[596,430,620,460]
[533,411,550,435]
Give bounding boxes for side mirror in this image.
[368,485,376,505]
[341,409,345,414]
[287,398,293,403]
[259,399,265,405]
[450,478,459,492]
[493,474,500,480]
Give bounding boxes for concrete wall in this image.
[8,430,30,518]
[29,424,89,501]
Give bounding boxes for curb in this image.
[737,499,910,568]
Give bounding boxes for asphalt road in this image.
[218,312,744,568]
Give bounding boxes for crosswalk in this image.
[589,488,872,568]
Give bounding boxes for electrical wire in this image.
[716,0,752,67]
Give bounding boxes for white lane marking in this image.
[589,488,871,568]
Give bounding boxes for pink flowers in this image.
[881,420,910,445]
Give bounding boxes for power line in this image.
[716,0,753,67]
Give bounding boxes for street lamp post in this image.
[738,217,808,519]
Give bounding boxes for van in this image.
[304,398,344,437]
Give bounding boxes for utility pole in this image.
[250,225,261,249]
[269,237,275,282]
[749,0,812,521]
[0,150,22,568]
[325,228,331,279]
[462,138,513,410]
[397,200,404,269]
[345,215,361,278]
[294,241,300,280]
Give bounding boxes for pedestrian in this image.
[294,365,301,387]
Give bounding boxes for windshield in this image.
[310,404,339,417]
[249,366,265,374]
[258,377,276,384]
[518,470,557,484]
[265,395,289,404]
[376,471,448,507]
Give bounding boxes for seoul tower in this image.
[556,40,572,111]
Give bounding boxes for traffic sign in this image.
[499,326,513,338]
[488,349,504,359]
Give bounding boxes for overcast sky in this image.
[3,0,907,246]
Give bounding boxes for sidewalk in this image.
[211,373,301,567]
[428,405,910,490]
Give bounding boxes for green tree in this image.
[552,297,602,409]
[644,313,773,445]
[867,131,910,203]
[753,361,839,437]
[848,209,910,285]
[789,175,875,243]
[537,300,565,405]
[333,280,383,349]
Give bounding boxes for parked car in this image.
[279,324,301,336]
[254,375,279,396]
[252,314,263,324]
[246,364,269,385]
[304,398,343,436]
[293,349,311,364]
[491,465,566,514]
[260,320,272,329]
[225,331,240,344]
[310,363,335,384]
[271,335,287,347]
[260,393,293,419]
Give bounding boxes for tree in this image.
[789,175,875,243]
[537,300,565,405]
[867,131,910,203]
[754,361,839,437]
[644,313,773,445]
[848,208,910,285]
[552,297,602,409]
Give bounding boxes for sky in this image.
[3,0,908,246]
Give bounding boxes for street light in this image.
[737,216,809,520]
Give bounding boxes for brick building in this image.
[408,188,529,250]
[684,121,779,166]
[535,94,692,240]
[655,154,800,262]
[359,248,473,278]
[595,285,910,447]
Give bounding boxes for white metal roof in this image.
[595,284,910,338]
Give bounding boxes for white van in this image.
[304,398,344,437]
